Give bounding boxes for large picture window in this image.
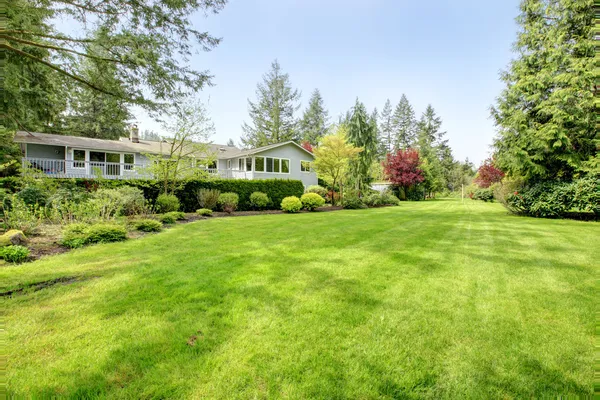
[255,157,265,172]
[124,154,134,170]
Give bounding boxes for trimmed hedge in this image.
[0,178,304,212]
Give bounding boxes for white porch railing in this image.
[21,158,252,180]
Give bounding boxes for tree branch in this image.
[1,35,124,63]
[1,43,118,97]
[0,30,95,43]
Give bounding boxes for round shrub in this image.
[301,193,325,211]
[84,224,128,244]
[134,219,163,232]
[0,245,30,263]
[116,186,147,216]
[196,188,221,210]
[381,192,401,206]
[218,192,239,214]
[159,213,177,224]
[342,196,366,209]
[17,186,48,207]
[363,193,383,207]
[61,223,127,248]
[196,208,213,216]
[281,196,302,213]
[156,193,180,213]
[306,185,328,197]
[249,192,270,210]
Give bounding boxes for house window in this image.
[208,160,217,169]
[246,157,252,171]
[73,150,85,168]
[281,159,290,173]
[255,157,265,172]
[273,158,280,173]
[301,160,312,172]
[227,160,232,169]
[124,154,134,170]
[266,157,274,172]
[238,158,244,170]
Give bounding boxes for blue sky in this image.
[135,0,522,165]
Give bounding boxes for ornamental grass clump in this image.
[218,193,239,214]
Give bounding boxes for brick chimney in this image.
[130,124,139,143]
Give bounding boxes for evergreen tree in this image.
[226,138,236,147]
[378,99,394,155]
[391,94,417,150]
[241,60,301,148]
[347,99,378,193]
[65,58,132,139]
[491,0,597,180]
[299,89,329,145]
[416,105,450,194]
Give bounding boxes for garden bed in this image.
[1,205,347,265]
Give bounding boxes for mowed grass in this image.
[1,199,597,398]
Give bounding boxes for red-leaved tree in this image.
[474,159,504,188]
[383,149,424,198]
[301,140,314,153]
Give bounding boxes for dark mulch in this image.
[193,206,344,219]
[1,275,96,297]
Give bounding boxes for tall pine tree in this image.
[347,99,378,193]
[299,89,330,145]
[416,105,451,194]
[391,94,417,150]
[491,0,597,180]
[378,99,394,156]
[241,60,301,148]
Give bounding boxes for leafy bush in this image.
[363,193,383,207]
[342,195,366,209]
[301,193,325,211]
[61,223,127,248]
[473,188,494,202]
[281,196,302,213]
[0,196,42,234]
[160,211,186,224]
[16,185,48,207]
[249,192,270,210]
[89,188,126,220]
[196,188,221,210]
[0,245,30,263]
[572,177,599,214]
[0,178,304,212]
[134,219,163,232]
[218,192,239,214]
[326,190,340,204]
[196,208,213,216]
[306,185,328,197]
[116,186,148,216]
[155,193,180,213]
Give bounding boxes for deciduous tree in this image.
[312,126,362,205]
[474,159,505,188]
[383,148,425,199]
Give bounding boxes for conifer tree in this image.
[241,60,301,148]
[491,0,597,180]
[347,99,378,193]
[392,94,417,150]
[299,89,330,145]
[378,99,394,155]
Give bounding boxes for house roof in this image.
[226,141,315,159]
[14,131,315,160]
[14,131,240,158]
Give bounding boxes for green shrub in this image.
[381,192,401,206]
[196,208,213,216]
[61,223,127,248]
[506,180,580,218]
[156,193,180,213]
[89,188,126,220]
[363,193,383,207]
[134,219,163,232]
[281,196,302,213]
[342,195,366,209]
[116,186,148,216]
[196,188,221,210]
[249,192,270,210]
[16,185,48,207]
[572,177,600,214]
[300,193,325,211]
[0,245,30,263]
[159,213,177,224]
[218,192,239,214]
[473,188,494,202]
[0,196,43,234]
[306,185,328,197]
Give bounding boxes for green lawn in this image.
[2,200,597,398]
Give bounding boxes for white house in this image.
[14,131,318,187]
